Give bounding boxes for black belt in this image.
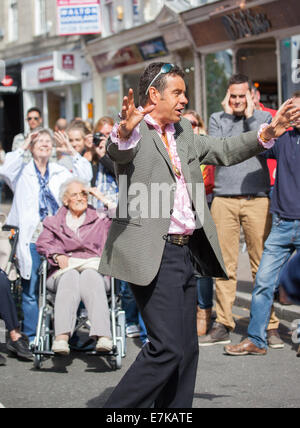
[163,234,190,246]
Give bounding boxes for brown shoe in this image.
[224,338,267,356]
[197,307,212,336]
[267,329,284,349]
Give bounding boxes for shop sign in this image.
[222,9,271,41]
[57,0,101,36]
[138,37,169,61]
[1,75,14,87]
[38,66,54,83]
[93,45,143,74]
[93,37,169,73]
[62,54,75,70]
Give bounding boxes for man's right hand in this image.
[118,88,155,139]
[56,255,69,270]
[221,90,234,115]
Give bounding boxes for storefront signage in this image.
[62,54,75,70]
[93,37,169,73]
[38,66,54,83]
[1,75,14,87]
[57,0,101,36]
[93,45,143,74]
[138,37,169,61]
[222,9,271,41]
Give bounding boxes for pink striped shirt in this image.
[110,114,196,235]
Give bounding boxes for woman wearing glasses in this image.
[36,178,113,355]
[0,129,92,345]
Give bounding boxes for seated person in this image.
[36,178,113,355]
[0,269,33,364]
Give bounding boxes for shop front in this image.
[22,50,93,131]
[0,62,23,151]
[89,32,176,121]
[180,0,300,124]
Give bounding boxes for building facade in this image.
[85,0,300,127]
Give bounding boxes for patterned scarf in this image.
[34,162,59,221]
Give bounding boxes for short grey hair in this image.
[59,177,90,203]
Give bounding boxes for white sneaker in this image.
[52,339,70,355]
[96,337,113,352]
[126,324,140,338]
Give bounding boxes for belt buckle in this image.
[173,235,186,246]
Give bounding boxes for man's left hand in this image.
[261,99,300,140]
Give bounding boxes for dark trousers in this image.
[105,242,199,408]
[0,269,19,332]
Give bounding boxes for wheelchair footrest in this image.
[33,350,55,357]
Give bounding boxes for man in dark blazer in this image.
[99,62,300,408]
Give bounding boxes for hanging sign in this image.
[57,0,102,36]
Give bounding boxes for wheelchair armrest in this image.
[2,225,19,233]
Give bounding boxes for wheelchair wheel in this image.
[34,338,45,370]
[115,338,122,370]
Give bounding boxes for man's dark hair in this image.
[139,62,185,107]
[228,73,249,89]
[293,90,300,99]
[27,107,42,117]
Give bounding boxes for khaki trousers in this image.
[47,269,111,338]
[211,196,278,331]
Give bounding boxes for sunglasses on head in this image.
[145,63,175,95]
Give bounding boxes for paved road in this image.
[1,201,300,408]
[1,303,299,409]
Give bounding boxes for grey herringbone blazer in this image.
[99,118,264,286]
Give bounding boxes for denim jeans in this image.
[119,280,139,326]
[197,277,213,309]
[248,215,300,349]
[21,243,42,343]
[120,280,148,343]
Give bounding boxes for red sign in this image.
[38,66,54,83]
[1,75,14,87]
[62,54,75,70]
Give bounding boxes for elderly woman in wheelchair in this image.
[36,177,113,356]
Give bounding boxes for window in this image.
[8,0,18,42]
[102,0,115,36]
[35,0,47,36]
[281,36,300,100]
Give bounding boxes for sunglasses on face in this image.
[69,191,89,201]
[145,63,175,95]
[27,117,40,121]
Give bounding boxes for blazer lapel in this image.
[174,122,191,182]
[141,121,175,179]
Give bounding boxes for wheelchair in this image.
[32,259,127,371]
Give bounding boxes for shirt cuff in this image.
[110,123,141,150]
[257,123,276,149]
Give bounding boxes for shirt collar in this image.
[139,106,175,135]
